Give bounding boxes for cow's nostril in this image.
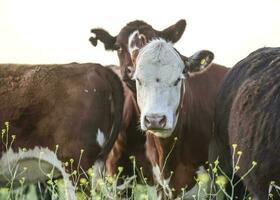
[159,116,167,128]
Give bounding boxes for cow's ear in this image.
[89,28,118,50]
[185,50,214,73]
[158,19,186,43]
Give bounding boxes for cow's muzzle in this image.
[144,114,167,130]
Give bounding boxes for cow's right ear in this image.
[158,19,187,43]
[185,50,214,73]
[89,28,118,50]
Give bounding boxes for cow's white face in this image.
[134,39,185,138]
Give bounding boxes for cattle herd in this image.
[0,19,279,200]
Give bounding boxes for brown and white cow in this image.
[0,63,124,173]
[131,39,228,198]
[90,19,186,91]
[89,20,187,180]
[209,47,280,200]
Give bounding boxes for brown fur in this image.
[0,63,124,170]
[146,64,228,197]
[90,20,186,90]
[90,20,186,181]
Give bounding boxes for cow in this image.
[209,47,280,200]
[0,63,124,181]
[130,39,228,198]
[89,19,187,181]
[90,19,186,89]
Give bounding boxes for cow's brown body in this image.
[0,63,124,170]
[89,20,230,197]
[146,63,228,196]
[90,20,186,181]
[209,47,280,199]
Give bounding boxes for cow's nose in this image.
[144,114,167,129]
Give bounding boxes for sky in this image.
[0,0,279,68]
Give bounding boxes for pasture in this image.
[1,0,280,199]
[1,121,274,200]
[1,41,280,200]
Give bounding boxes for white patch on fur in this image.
[84,89,89,93]
[123,30,139,76]
[152,165,173,198]
[93,160,104,178]
[0,147,76,200]
[128,30,140,56]
[89,160,105,189]
[134,39,185,137]
[152,165,161,184]
[97,129,105,147]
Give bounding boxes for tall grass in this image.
[1,122,279,200]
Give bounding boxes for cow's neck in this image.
[125,80,136,95]
[145,78,205,196]
[146,109,187,198]
[148,124,181,167]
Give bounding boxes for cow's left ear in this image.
[89,28,118,50]
[158,19,186,43]
[185,50,214,73]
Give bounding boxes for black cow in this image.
[209,47,280,199]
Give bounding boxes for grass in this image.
[1,122,279,200]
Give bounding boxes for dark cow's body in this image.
[146,63,228,196]
[209,47,280,199]
[90,20,186,181]
[0,63,124,170]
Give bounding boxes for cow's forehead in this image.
[135,39,185,83]
[137,63,183,84]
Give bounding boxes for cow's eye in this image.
[173,78,181,86]
[114,44,123,53]
[118,47,123,53]
[136,78,142,86]
[117,47,123,54]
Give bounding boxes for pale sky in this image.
[0,0,280,67]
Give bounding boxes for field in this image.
[0,124,257,200]
[0,123,278,200]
